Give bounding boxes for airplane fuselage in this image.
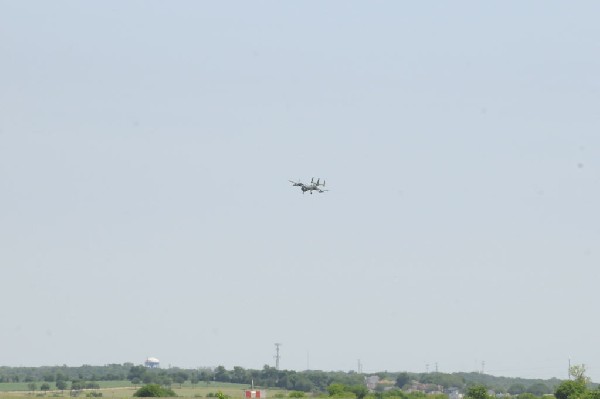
[301,184,320,194]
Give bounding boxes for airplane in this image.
[288,177,328,194]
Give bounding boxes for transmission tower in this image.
[274,343,282,370]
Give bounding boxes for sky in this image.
[1,1,599,383]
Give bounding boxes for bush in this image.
[133,384,177,397]
[289,392,306,398]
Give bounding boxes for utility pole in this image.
[357,359,362,374]
[274,343,282,370]
[435,362,438,373]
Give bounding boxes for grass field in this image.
[0,382,289,399]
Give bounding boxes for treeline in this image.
[0,364,570,394]
[396,372,563,394]
[0,365,364,392]
[127,365,365,392]
[0,364,131,383]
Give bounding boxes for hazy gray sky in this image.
[1,1,599,382]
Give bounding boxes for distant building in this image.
[447,387,463,399]
[405,381,443,394]
[245,390,267,398]
[366,376,380,391]
[145,357,160,368]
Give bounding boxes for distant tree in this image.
[157,375,172,387]
[554,364,589,399]
[293,375,314,392]
[56,380,68,391]
[41,382,51,392]
[200,370,213,384]
[232,367,248,384]
[466,385,489,399]
[508,384,526,395]
[555,380,587,399]
[527,383,550,396]
[348,385,368,399]
[133,384,176,397]
[128,366,148,382]
[28,382,38,392]
[214,366,229,382]
[328,384,347,396]
[381,389,407,399]
[517,393,537,399]
[172,371,188,388]
[570,365,589,383]
[396,373,410,389]
[583,389,600,399]
[143,374,155,385]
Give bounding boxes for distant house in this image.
[405,381,443,394]
[447,387,463,399]
[366,376,380,390]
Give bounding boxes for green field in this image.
[0,382,288,399]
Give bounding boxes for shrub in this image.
[133,384,177,397]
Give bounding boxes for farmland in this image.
[0,382,287,399]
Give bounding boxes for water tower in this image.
[144,357,160,368]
